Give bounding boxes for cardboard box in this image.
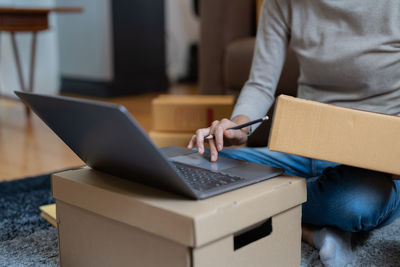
[269,95,400,175]
[39,204,57,227]
[149,131,246,148]
[149,130,193,147]
[152,95,234,132]
[52,168,306,267]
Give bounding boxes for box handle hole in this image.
[234,218,272,250]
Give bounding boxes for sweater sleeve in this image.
[231,0,291,133]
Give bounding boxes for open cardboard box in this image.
[52,168,306,267]
[269,95,400,175]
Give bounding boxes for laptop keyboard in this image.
[171,162,245,192]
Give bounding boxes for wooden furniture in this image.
[0,7,82,115]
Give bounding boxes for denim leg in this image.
[303,165,400,232]
[219,147,400,232]
[219,146,313,178]
[382,180,400,227]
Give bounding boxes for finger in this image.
[212,119,236,150]
[195,128,210,154]
[208,138,218,162]
[213,124,224,151]
[187,134,197,149]
[206,120,219,139]
[211,120,220,128]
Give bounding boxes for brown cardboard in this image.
[149,131,246,148]
[269,95,400,175]
[53,168,306,267]
[152,95,234,132]
[149,130,193,147]
[39,204,56,227]
[56,201,190,267]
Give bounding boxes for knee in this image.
[336,176,395,232]
[308,165,396,232]
[340,191,389,231]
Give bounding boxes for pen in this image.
[204,115,269,140]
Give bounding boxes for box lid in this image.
[52,168,306,247]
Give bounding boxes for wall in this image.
[57,0,199,84]
[165,0,199,82]
[56,0,113,81]
[0,0,199,98]
[0,0,60,98]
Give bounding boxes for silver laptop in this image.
[16,91,283,199]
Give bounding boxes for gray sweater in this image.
[232,0,400,132]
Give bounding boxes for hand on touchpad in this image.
[171,153,242,171]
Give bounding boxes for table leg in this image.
[29,32,37,93]
[11,31,38,116]
[10,31,26,92]
[27,32,38,116]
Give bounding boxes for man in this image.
[188,1,400,266]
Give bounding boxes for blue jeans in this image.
[219,147,400,232]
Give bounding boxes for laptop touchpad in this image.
[171,153,242,171]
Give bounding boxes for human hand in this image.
[187,115,250,162]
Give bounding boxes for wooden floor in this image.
[0,84,198,181]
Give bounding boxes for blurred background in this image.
[0,0,203,180]
[0,0,279,180]
[0,0,200,98]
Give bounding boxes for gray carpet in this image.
[0,228,59,267]
[0,174,59,267]
[2,174,400,266]
[301,217,400,266]
[4,219,400,267]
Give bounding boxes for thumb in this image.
[224,129,246,140]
